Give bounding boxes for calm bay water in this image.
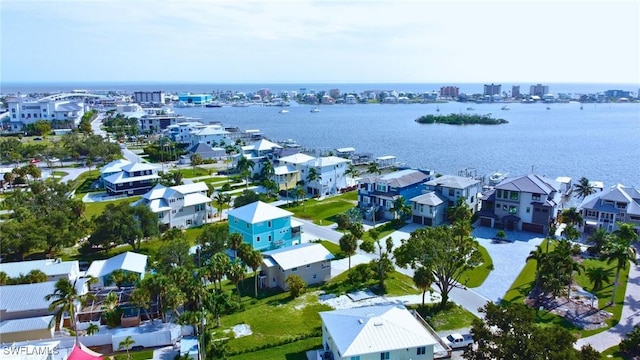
[174,101,640,190]
[2,82,638,190]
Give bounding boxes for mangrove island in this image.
[415,113,509,125]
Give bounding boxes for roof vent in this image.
[373,321,384,326]
[358,318,365,324]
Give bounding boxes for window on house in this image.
[526,207,531,213]
[532,194,541,201]
[417,347,426,355]
[509,206,517,214]
[449,188,455,196]
[246,223,249,229]
[186,219,192,225]
[268,235,272,242]
[306,264,311,268]
[292,267,298,272]
[313,274,317,279]
[510,192,519,200]
[268,221,271,227]
[496,203,500,209]
[380,352,390,360]
[497,189,503,198]
[257,236,260,242]
[503,204,508,211]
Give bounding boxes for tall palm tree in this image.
[295,186,306,211]
[614,222,639,244]
[345,163,360,180]
[306,167,321,197]
[45,278,83,331]
[413,266,434,307]
[118,335,136,359]
[209,252,231,291]
[604,239,638,305]
[573,177,596,200]
[245,249,263,298]
[214,192,225,218]
[229,232,243,263]
[585,266,612,293]
[391,195,410,221]
[587,228,610,255]
[226,262,246,298]
[236,156,254,189]
[339,233,358,271]
[561,207,583,227]
[129,286,153,322]
[260,160,275,181]
[367,162,381,175]
[85,323,99,336]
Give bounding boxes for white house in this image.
[188,124,232,147]
[5,96,85,131]
[260,243,333,290]
[319,305,440,360]
[85,252,148,288]
[136,182,213,229]
[423,175,482,211]
[0,258,80,282]
[164,121,204,144]
[410,191,448,227]
[579,183,640,234]
[304,156,350,197]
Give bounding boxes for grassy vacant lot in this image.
[170,167,213,178]
[460,245,493,288]
[283,191,358,225]
[408,302,478,331]
[317,240,343,259]
[200,176,228,184]
[322,268,421,297]
[502,239,630,337]
[229,337,322,360]
[71,169,100,193]
[82,196,140,219]
[216,291,332,354]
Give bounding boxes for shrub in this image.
[619,325,640,357]
[286,275,306,298]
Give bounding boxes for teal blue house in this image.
[228,201,301,251]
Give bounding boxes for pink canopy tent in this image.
[67,343,103,360]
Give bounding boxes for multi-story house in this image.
[103,161,160,196]
[133,91,166,106]
[260,243,333,290]
[579,184,640,234]
[358,169,434,221]
[304,156,350,197]
[319,305,440,360]
[228,201,301,252]
[409,175,482,227]
[189,124,232,147]
[164,121,204,144]
[478,174,561,234]
[138,112,200,134]
[137,182,213,229]
[5,96,85,131]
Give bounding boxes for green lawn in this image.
[71,170,100,193]
[317,240,344,259]
[52,170,69,177]
[82,196,140,219]
[599,345,627,360]
[216,291,332,354]
[322,269,421,296]
[229,337,322,360]
[113,349,154,360]
[283,192,358,225]
[408,302,478,330]
[200,176,229,184]
[170,167,214,178]
[362,221,401,241]
[502,239,630,337]
[460,244,493,288]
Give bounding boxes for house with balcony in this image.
[478,174,561,234]
[103,162,160,196]
[236,139,283,177]
[260,243,333,290]
[304,156,351,197]
[578,184,640,235]
[5,96,85,132]
[410,191,448,227]
[136,182,213,229]
[319,305,440,360]
[227,201,301,252]
[358,169,435,221]
[189,124,232,147]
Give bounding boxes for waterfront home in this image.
[424,174,482,211]
[358,169,435,221]
[260,243,333,290]
[164,121,204,144]
[478,174,561,234]
[85,252,147,288]
[227,201,301,252]
[305,156,350,197]
[136,182,213,229]
[319,305,440,360]
[186,143,226,161]
[0,258,80,282]
[103,162,160,196]
[578,183,640,234]
[188,124,232,147]
[5,95,85,132]
[410,191,448,226]
[273,164,298,192]
[177,93,212,105]
[138,112,200,134]
[237,139,283,176]
[99,159,132,186]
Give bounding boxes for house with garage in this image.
[102,161,160,196]
[136,182,212,229]
[227,201,301,252]
[0,258,80,282]
[85,252,147,288]
[578,183,640,235]
[358,169,435,221]
[478,174,561,234]
[260,242,333,290]
[319,305,440,360]
[410,191,449,227]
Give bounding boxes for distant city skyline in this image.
[2,0,638,84]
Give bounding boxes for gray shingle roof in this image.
[425,175,480,189]
[495,174,560,194]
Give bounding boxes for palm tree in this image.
[0,271,8,286]
[209,252,231,291]
[573,177,596,200]
[527,246,547,276]
[306,167,321,197]
[367,162,381,175]
[390,196,410,221]
[3,172,15,188]
[229,232,243,263]
[245,249,263,298]
[614,222,639,244]
[172,171,184,186]
[587,228,610,255]
[85,323,99,336]
[339,233,358,271]
[413,266,434,307]
[345,163,360,180]
[260,160,275,181]
[129,286,153,322]
[295,186,306,211]
[586,266,612,293]
[226,262,246,298]
[118,335,136,359]
[604,239,638,305]
[45,278,82,331]
[561,207,583,227]
[236,156,254,189]
[214,192,225,218]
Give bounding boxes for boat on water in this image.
[436,105,440,112]
[466,107,475,111]
[279,109,289,114]
[546,106,551,110]
[310,107,320,113]
[175,101,195,108]
[580,104,584,110]
[206,102,223,108]
[501,105,510,110]
[488,172,508,186]
[232,102,250,107]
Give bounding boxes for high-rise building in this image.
[133,91,166,105]
[483,84,501,96]
[511,86,520,98]
[440,86,459,98]
[529,84,549,97]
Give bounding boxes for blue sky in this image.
[1,0,638,84]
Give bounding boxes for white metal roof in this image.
[183,192,211,207]
[278,153,316,165]
[104,172,160,185]
[273,164,298,175]
[85,252,147,278]
[100,159,131,174]
[320,305,439,357]
[171,182,208,195]
[376,155,396,160]
[0,316,54,334]
[0,281,57,313]
[0,259,79,279]
[121,162,160,173]
[410,191,446,206]
[312,156,350,167]
[336,147,356,153]
[262,243,333,270]
[228,201,293,224]
[425,174,480,189]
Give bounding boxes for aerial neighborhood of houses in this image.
[0,89,639,360]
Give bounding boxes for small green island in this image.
[415,113,509,125]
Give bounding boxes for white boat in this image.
[310,107,320,113]
[501,105,510,110]
[488,172,508,186]
[279,109,289,114]
[175,101,194,108]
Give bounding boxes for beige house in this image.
[260,243,333,290]
[0,316,55,343]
